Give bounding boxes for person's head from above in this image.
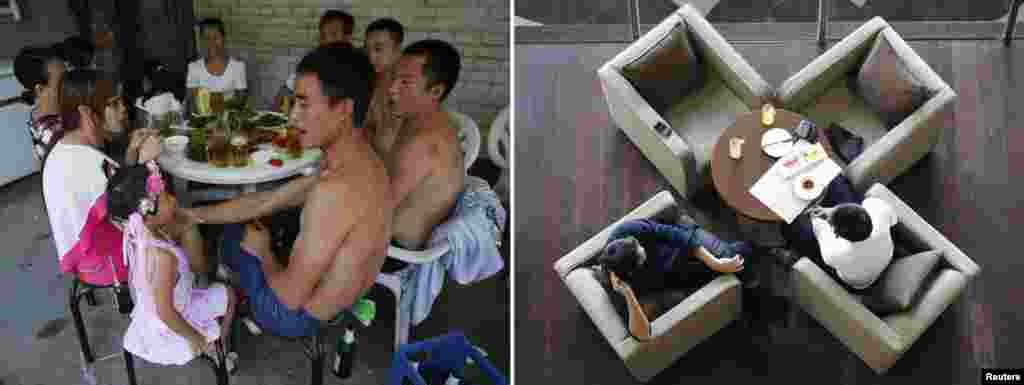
[58,36,95,70]
[389,39,461,117]
[364,18,404,74]
[142,59,176,99]
[106,162,176,228]
[823,203,873,242]
[292,44,372,149]
[198,18,227,60]
[599,236,647,282]
[60,69,126,143]
[319,10,354,47]
[14,45,66,107]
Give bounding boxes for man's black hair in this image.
[402,39,461,101]
[830,203,873,242]
[58,36,95,69]
[366,18,404,44]
[599,237,642,281]
[320,10,354,36]
[13,45,62,105]
[295,45,373,126]
[106,165,157,223]
[197,18,226,37]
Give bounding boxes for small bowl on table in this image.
[164,135,189,159]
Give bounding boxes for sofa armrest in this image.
[883,268,969,345]
[650,274,741,336]
[791,259,907,365]
[679,4,771,109]
[845,88,955,190]
[553,191,678,277]
[599,65,698,197]
[778,17,889,111]
[864,184,980,278]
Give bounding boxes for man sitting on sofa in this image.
[596,215,754,341]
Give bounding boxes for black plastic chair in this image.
[68,277,138,385]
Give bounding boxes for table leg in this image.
[173,176,193,208]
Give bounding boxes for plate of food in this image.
[251,149,287,168]
[250,111,289,129]
[793,174,825,200]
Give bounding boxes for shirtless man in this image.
[179,46,390,337]
[384,39,465,252]
[363,18,405,154]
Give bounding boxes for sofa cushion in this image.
[622,22,704,113]
[801,77,890,147]
[858,250,942,314]
[855,36,928,127]
[662,67,748,178]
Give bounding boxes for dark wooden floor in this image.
[515,0,1011,25]
[514,38,1024,384]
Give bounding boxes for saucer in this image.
[793,174,825,200]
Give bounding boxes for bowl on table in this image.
[793,174,825,200]
[164,135,189,158]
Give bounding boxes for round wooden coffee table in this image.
[711,109,811,223]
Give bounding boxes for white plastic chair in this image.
[487,106,510,204]
[448,109,480,171]
[374,115,480,350]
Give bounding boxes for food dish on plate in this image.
[793,174,825,200]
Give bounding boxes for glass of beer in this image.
[207,132,231,168]
[285,126,303,159]
[210,91,225,115]
[230,134,249,167]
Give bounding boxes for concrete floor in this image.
[0,170,510,385]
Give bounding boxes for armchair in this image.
[553,191,742,382]
[777,17,957,192]
[790,183,980,373]
[598,4,771,198]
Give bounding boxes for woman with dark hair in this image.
[12,44,66,161]
[43,69,163,272]
[187,18,247,113]
[104,162,238,369]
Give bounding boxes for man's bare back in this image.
[301,147,391,320]
[388,110,464,250]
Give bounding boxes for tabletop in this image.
[711,108,816,222]
[158,145,322,186]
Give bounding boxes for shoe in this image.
[677,212,697,226]
[769,248,800,269]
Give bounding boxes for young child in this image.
[102,161,237,369]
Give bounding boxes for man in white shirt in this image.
[806,198,898,291]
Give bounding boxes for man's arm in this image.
[263,182,354,311]
[187,175,318,225]
[384,135,436,209]
[811,217,841,264]
[610,272,652,341]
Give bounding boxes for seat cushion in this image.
[854,36,928,127]
[800,77,890,148]
[662,68,748,177]
[858,250,942,314]
[622,22,704,113]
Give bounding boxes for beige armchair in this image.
[597,4,771,199]
[790,184,980,374]
[553,191,743,382]
[777,17,957,192]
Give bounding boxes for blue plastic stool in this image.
[390,332,507,385]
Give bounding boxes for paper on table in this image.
[749,142,842,223]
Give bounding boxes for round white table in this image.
[158,145,322,207]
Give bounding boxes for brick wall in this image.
[192,0,509,141]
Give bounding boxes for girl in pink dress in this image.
[102,161,238,368]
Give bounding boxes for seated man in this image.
[596,216,752,341]
[382,40,465,261]
[180,46,391,338]
[363,17,405,154]
[775,175,899,293]
[274,10,355,112]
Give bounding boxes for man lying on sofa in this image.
[593,215,755,341]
